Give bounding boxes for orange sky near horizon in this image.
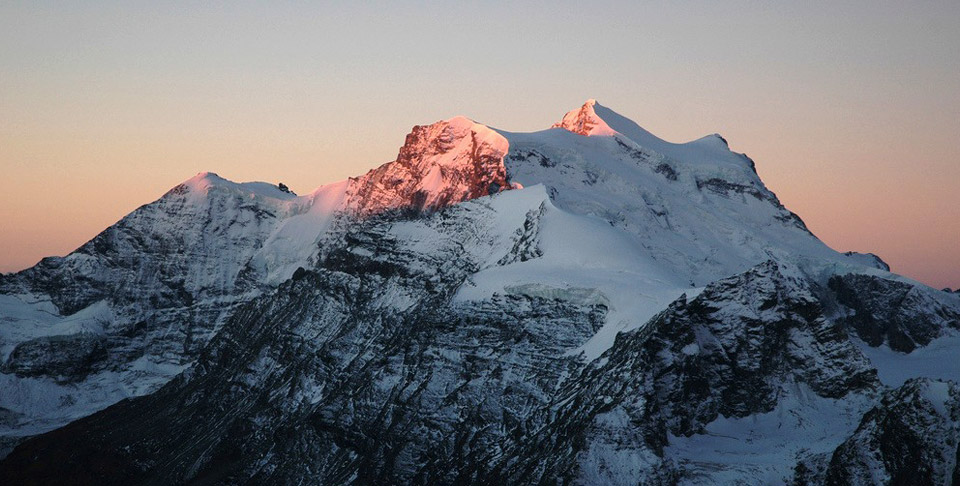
[1,2,958,289]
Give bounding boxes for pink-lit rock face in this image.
[165,117,512,221]
[345,116,511,216]
[552,99,618,137]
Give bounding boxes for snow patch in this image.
[856,332,960,388]
[665,382,875,485]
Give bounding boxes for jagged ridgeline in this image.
[1,101,959,485]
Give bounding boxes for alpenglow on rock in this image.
[1,100,959,485]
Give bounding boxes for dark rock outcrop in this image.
[829,274,960,352]
[818,379,960,486]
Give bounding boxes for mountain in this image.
[2,100,959,485]
[0,116,510,452]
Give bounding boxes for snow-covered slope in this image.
[489,100,890,359]
[2,100,959,485]
[522,100,834,282]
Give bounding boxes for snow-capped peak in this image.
[181,171,229,192]
[554,99,753,172]
[551,99,619,137]
[691,133,730,148]
[172,171,300,202]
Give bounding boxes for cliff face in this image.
[808,379,960,486]
[346,116,512,215]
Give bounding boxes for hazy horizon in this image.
[2,1,958,289]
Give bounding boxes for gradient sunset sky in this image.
[1,2,958,289]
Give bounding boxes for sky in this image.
[1,1,958,289]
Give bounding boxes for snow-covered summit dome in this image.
[553,99,754,172]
